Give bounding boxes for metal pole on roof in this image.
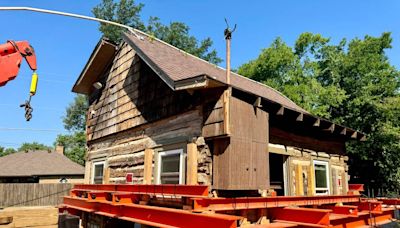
[0,7,136,34]
[222,19,236,136]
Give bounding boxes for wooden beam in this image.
[360,135,367,141]
[351,131,357,139]
[308,164,315,196]
[276,106,285,116]
[325,123,335,133]
[295,164,304,196]
[313,118,320,127]
[340,128,347,135]
[223,89,231,135]
[143,148,153,184]
[254,97,262,108]
[186,142,198,185]
[296,113,304,122]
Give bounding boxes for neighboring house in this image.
[0,147,84,183]
[72,30,365,196]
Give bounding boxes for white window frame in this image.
[156,149,185,184]
[313,160,330,195]
[92,161,105,184]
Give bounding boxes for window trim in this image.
[313,160,330,195]
[92,161,105,184]
[156,149,185,184]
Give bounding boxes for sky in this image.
[0,0,399,149]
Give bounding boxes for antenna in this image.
[223,19,236,136]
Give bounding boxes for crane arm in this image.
[0,40,37,86]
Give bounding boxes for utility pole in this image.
[223,19,236,135]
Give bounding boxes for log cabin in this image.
[72,30,365,196]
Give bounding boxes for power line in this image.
[0,104,64,111]
[0,127,66,132]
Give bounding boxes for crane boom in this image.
[0,40,37,86]
[0,40,38,121]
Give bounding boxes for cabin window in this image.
[313,160,330,195]
[92,161,105,184]
[157,149,184,184]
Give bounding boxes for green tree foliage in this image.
[55,131,86,166]
[18,142,52,152]
[63,95,88,132]
[55,95,88,166]
[92,0,222,64]
[0,147,16,157]
[238,32,400,191]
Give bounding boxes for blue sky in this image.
[0,0,399,149]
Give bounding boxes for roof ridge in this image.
[130,29,300,109]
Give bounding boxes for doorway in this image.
[269,153,288,196]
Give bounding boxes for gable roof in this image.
[0,151,84,177]
[122,31,307,113]
[72,39,117,94]
[72,30,366,141]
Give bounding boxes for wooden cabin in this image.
[72,30,365,196]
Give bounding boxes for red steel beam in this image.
[348,184,364,192]
[73,184,209,197]
[356,201,383,214]
[330,208,395,228]
[321,205,359,217]
[62,196,240,228]
[270,207,331,227]
[192,195,360,212]
[379,198,400,206]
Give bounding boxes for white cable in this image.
[0,7,137,34]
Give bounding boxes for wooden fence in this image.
[0,183,72,208]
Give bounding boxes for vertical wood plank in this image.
[295,164,303,196]
[143,148,154,184]
[308,164,316,196]
[186,143,198,185]
[223,89,231,135]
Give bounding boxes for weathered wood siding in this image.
[87,43,198,141]
[0,183,72,207]
[85,43,205,184]
[202,89,225,138]
[213,96,269,190]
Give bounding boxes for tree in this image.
[238,32,400,192]
[92,0,144,43]
[55,95,88,165]
[92,0,222,64]
[18,142,51,151]
[0,147,16,157]
[238,35,346,118]
[55,132,86,166]
[63,95,88,132]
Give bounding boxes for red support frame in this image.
[73,184,209,197]
[269,207,331,227]
[61,184,397,228]
[192,195,360,212]
[62,196,241,228]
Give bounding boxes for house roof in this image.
[72,39,117,94]
[0,151,84,177]
[122,31,307,113]
[72,29,366,141]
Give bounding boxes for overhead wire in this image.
[0,127,67,132]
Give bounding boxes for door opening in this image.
[269,153,288,196]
